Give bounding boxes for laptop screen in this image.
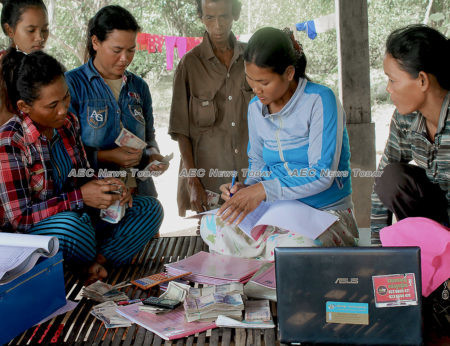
[275,247,422,345]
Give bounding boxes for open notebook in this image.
[0,233,59,285]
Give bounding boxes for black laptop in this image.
[275,247,422,345]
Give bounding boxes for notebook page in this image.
[254,200,338,239]
[0,233,59,284]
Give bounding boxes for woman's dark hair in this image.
[1,0,47,35]
[84,5,141,62]
[196,0,241,19]
[0,48,66,112]
[386,24,449,90]
[244,27,307,82]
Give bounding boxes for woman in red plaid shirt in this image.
[0,49,163,284]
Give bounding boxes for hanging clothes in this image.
[147,34,165,53]
[296,13,336,40]
[137,33,150,51]
[164,36,187,71]
[186,36,203,51]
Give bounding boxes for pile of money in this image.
[82,280,129,302]
[244,300,272,322]
[160,281,190,301]
[90,301,132,328]
[184,284,245,322]
[189,282,243,298]
[139,281,190,314]
[138,304,170,314]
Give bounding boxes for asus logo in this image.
[335,278,359,284]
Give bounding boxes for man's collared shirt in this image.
[371,92,450,244]
[169,32,253,216]
[0,113,86,232]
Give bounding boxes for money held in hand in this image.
[100,200,127,224]
[138,152,174,181]
[115,128,147,150]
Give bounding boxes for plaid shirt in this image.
[371,92,450,245]
[0,112,88,232]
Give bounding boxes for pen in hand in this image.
[229,171,237,197]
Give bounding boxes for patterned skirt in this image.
[200,208,359,260]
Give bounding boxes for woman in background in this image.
[200,27,358,259]
[0,0,48,125]
[370,24,449,244]
[370,24,449,338]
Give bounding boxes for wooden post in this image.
[336,0,376,228]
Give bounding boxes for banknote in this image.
[82,280,128,303]
[244,300,271,322]
[159,281,190,302]
[115,128,147,150]
[138,153,174,181]
[138,304,170,314]
[205,190,220,207]
[100,200,127,224]
[189,283,243,297]
[91,301,132,328]
[184,291,244,322]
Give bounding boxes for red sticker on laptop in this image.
[372,273,418,308]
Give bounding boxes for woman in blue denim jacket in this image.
[65,5,168,197]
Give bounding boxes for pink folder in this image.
[117,304,216,340]
[165,251,268,284]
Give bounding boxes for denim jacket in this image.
[65,59,159,195]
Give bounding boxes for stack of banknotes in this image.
[82,280,129,302]
[91,301,132,328]
[184,283,245,322]
[139,281,191,314]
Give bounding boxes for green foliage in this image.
[367,0,426,68]
[1,0,447,99]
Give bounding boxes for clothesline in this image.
[136,33,203,70]
[136,33,251,71]
[136,12,336,71]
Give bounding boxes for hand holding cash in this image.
[115,128,147,150]
[99,180,130,223]
[138,152,174,181]
[147,152,173,171]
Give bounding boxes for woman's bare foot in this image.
[84,262,108,286]
[95,254,107,265]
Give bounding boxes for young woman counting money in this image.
[65,5,168,198]
[0,49,163,284]
[200,28,359,259]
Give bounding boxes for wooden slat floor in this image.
[7,236,278,346]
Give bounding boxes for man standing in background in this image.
[169,0,252,216]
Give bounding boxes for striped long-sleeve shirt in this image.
[371,92,450,245]
[245,78,353,210]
